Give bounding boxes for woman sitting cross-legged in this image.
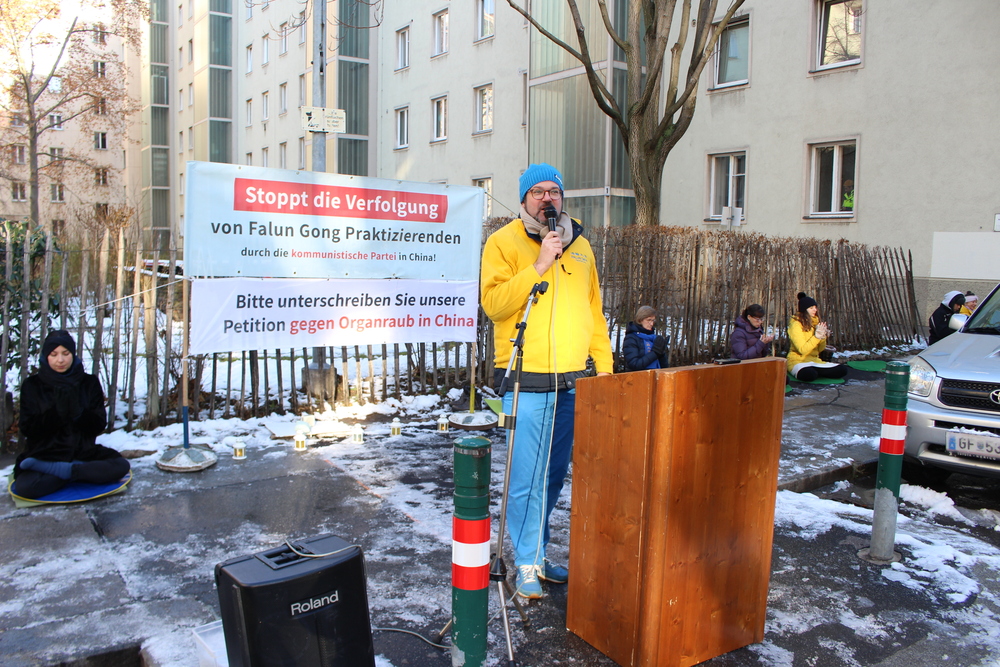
[12,330,130,500]
[786,293,848,383]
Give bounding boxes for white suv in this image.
[905,283,1000,478]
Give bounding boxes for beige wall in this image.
[376,0,529,219]
[660,0,1000,322]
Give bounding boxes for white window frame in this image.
[299,12,307,44]
[708,151,746,221]
[298,137,305,169]
[93,61,106,77]
[188,126,194,150]
[474,177,493,218]
[11,182,27,202]
[279,23,288,54]
[49,147,63,161]
[807,139,857,217]
[245,152,253,166]
[245,99,253,125]
[395,106,409,149]
[50,183,64,203]
[396,27,410,70]
[816,0,863,71]
[246,45,253,73]
[279,142,287,169]
[188,39,193,63]
[433,11,449,56]
[298,74,306,107]
[476,0,495,41]
[94,132,108,150]
[261,146,269,168]
[262,91,269,120]
[96,168,109,186]
[474,84,493,133]
[13,145,26,164]
[188,84,194,107]
[431,96,448,142]
[713,16,750,88]
[261,35,269,65]
[279,83,287,114]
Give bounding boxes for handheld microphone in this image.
[543,205,558,234]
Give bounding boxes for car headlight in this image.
[907,356,937,397]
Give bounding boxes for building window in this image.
[178,4,183,26]
[262,0,269,10]
[261,147,269,168]
[188,39,193,63]
[179,130,184,150]
[395,107,409,149]
[809,140,856,215]
[298,137,305,169]
[279,23,288,54]
[96,168,109,185]
[188,126,193,149]
[245,99,252,125]
[94,132,108,149]
[95,97,108,115]
[245,152,252,165]
[93,61,106,77]
[246,45,253,72]
[431,96,447,141]
[50,183,64,202]
[93,24,107,44]
[279,83,287,114]
[48,114,63,129]
[95,203,109,220]
[179,89,184,110]
[188,84,194,107]
[298,74,306,106]
[11,113,25,127]
[262,91,269,120]
[299,12,307,44]
[709,152,746,220]
[246,0,252,18]
[474,177,492,218]
[49,147,63,161]
[11,182,27,202]
[715,17,749,87]
[477,0,495,40]
[13,145,26,164]
[261,35,269,65]
[396,27,409,69]
[52,219,66,235]
[474,85,493,133]
[279,142,287,169]
[818,0,862,68]
[433,11,449,56]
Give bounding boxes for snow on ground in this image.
[4,387,1000,666]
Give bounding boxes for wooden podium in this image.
[567,358,785,667]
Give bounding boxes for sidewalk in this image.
[2,374,999,667]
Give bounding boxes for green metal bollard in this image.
[865,361,910,563]
[451,435,491,666]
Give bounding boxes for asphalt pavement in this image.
[2,367,999,667]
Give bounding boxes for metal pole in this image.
[310,0,328,375]
[861,360,909,563]
[451,435,491,666]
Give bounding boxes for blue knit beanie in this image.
[519,163,564,203]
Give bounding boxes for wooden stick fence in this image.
[0,220,918,450]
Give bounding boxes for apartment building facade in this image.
[660,0,1000,310]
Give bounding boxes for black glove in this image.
[651,335,667,355]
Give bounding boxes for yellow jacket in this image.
[786,315,826,372]
[481,219,613,375]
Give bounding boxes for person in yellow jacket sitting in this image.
[787,292,848,382]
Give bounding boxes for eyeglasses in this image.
[527,187,562,200]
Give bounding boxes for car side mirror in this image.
[949,313,968,331]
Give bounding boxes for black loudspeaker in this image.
[215,534,376,667]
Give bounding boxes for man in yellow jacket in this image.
[481,163,613,599]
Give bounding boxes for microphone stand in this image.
[491,279,548,665]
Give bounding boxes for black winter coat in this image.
[622,322,669,371]
[15,371,113,476]
[928,304,956,345]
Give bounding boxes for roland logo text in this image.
[290,590,340,616]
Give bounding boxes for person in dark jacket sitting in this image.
[12,330,130,499]
[928,291,966,345]
[730,304,775,360]
[622,305,669,371]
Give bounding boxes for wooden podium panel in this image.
[567,358,785,667]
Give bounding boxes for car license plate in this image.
[946,430,1000,461]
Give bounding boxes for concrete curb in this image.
[777,459,878,494]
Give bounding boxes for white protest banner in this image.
[184,162,484,281]
[189,277,478,354]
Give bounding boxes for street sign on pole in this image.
[301,106,346,134]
